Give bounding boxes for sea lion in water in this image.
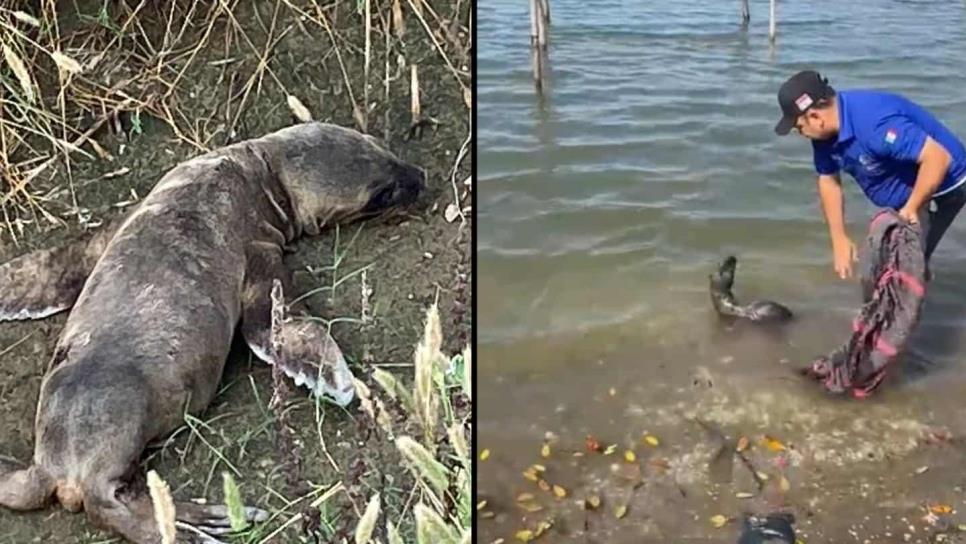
[0,122,425,543]
[709,256,793,323]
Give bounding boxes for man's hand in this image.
[898,205,919,224]
[831,235,858,279]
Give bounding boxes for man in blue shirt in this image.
[774,70,966,280]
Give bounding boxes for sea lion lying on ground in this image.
[709,256,793,324]
[0,122,425,543]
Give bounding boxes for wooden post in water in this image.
[536,0,548,48]
[769,0,776,41]
[529,0,539,47]
[540,0,551,26]
[740,0,749,22]
[529,0,549,92]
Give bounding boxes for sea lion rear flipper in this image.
[239,243,356,406]
[80,472,267,544]
[0,458,55,511]
[0,217,122,322]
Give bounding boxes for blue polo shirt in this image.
[811,90,966,209]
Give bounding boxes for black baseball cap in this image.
[774,70,835,135]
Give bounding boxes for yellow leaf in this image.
[534,519,553,536]
[518,501,543,513]
[710,514,729,528]
[523,469,538,482]
[779,475,790,492]
[614,504,628,519]
[516,493,535,502]
[479,510,495,519]
[736,436,750,452]
[541,443,551,458]
[735,492,755,499]
[609,387,617,396]
[531,464,546,473]
[515,529,534,542]
[604,444,617,455]
[480,449,490,461]
[644,434,660,447]
[537,479,550,492]
[552,485,567,499]
[585,495,601,510]
[761,435,786,452]
[930,504,953,515]
[624,450,637,463]
[477,500,488,510]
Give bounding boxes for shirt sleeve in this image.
[811,139,839,175]
[867,115,928,163]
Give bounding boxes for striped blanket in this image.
[802,209,928,398]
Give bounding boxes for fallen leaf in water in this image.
[477,500,488,510]
[710,514,729,528]
[480,449,490,461]
[735,492,755,499]
[531,464,546,472]
[534,519,553,537]
[643,434,660,447]
[480,510,495,519]
[624,450,637,463]
[761,435,787,452]
[518,501,544,513]
[515,529,534,542]
[614,504,628,519]
[523,468,539,482]
[586,435,602,453]
[915,466,930,475]
[585,495,601,510]
[538,479,550,492]
[552,485,567,499]
[609,387,617,396]
[736,436,750,452]
[779,475,791,492]
[516,493,535,502]
[604,444,618,455]
[930,504,953,514]
[541,443,551,458]
[757,471,770,481]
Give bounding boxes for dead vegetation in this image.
[0,0,472,243]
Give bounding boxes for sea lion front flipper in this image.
[240,243,356,406]
[0,218,122,322]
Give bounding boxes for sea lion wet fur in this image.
[0,122,425,543]
[709,255,793,324]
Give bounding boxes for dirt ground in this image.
[0,0,471,542]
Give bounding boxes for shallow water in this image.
[477,0,966,541]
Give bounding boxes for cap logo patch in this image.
[795,93,814,111]
[885,128,897,144]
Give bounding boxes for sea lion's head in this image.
[709,255,737,292]
[262,122,427,235]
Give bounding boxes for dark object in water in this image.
[738,512,796,543]
[709,256,793,323]
[801,209,927,398]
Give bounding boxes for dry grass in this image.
[0,0,472,243]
